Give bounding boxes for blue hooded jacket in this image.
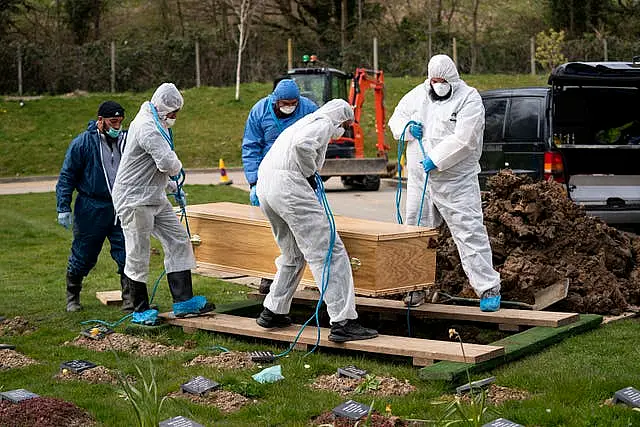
[56,120,126,213]
[242,93,318,185]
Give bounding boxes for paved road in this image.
[0,170,405,223]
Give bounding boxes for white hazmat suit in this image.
[257,99,358,324]
[388,55,500,297]
[112,83,195,284]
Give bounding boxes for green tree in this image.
[536,28,567,71]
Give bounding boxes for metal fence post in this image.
[110,41,116,93]
[17,43,23,96]
[195,39,201,88]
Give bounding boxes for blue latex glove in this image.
[250,185,260,207]
[57,212,72,229]
[421,156,437,173]
[252,365,284,383]
[174,188,187,208]
[409,123,423,140]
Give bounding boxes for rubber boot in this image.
[66,272,83,312]
[120,274,134,313]
[126,275,151,313]
[167,270,215,317]
[259,278,273,295]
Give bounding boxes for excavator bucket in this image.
[319,158,388,176]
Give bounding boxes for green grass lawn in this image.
[1,185,639,426]
[0,74,548,178]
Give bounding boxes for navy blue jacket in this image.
[56,121,125,213]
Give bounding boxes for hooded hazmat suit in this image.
[256,99,358,323]
[112,83,200,315]
[388,55,500,297]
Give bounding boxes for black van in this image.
[479,61,640,225]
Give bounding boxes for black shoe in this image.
[259,278,273,295]
[256,308,292,328]
[328,319,378,343]
[66,272,83,312]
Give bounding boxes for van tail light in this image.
[544,151,565,183]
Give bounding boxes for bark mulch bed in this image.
[0,397,95,427]
[435,170,640,315]
[54,365,134,385]
[0,317,36,337]
[184,351,256,370]
[310,374,416,397]
[0,349,38,370]
[167,390,252,413]
[65,333,183,357]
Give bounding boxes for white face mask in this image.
[165,118,176,128]
[279,105,297,115]
[432,82,451,97]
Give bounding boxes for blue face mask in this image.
[106,127,121,138]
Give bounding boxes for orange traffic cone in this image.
[218,158,233,185]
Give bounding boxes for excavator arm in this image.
[348,68,389,159]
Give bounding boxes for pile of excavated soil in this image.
[448,384,531,406]
[168,390,252,413]
[0,397,95,427]
[310,374,415,397]
[0,349,38,370]
[311,411,409,427]
[185,352,256,370]
[0,317,36,336]
[66,333,183,357]
[55,366,133,385]
[435,171,640,315]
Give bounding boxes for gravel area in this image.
[0,349,38,370]
[65,333,183,357]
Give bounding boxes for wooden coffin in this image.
[186,202,438,297]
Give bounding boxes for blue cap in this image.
[272,79,300,101]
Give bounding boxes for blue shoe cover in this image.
[480,295,501,312]
[132,309,159,325]
[173,296,208,316]
[252,365,284,384]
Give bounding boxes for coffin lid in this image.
[186,202,437,241]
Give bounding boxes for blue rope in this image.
[275,172,336,359]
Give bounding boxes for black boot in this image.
[256,307,292,328]
[328,319,378,342]
[66,272,83,312]
[167,270,215,316]
[120,274,134,313]
[125,275,150,313]
[259,278,273,294]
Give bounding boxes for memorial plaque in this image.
[337,365,367,380]
[81,325,114,340]
[456,376,496,394]
[181,376,220,396]
[0,316,5,322]
[482,419,523,427]
[0,344,16,350]
[613,386,640,408]
[332,400,370,420]
[0,389,39,403]
[159,416,205,427]
[60,360,97,374]
[249,350,276,363]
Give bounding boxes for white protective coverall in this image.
[387,55,500,297]
[112,83,195,283]
[256,99,358,323]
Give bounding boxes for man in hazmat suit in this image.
[242,79,317,294]
[255,99,378,342]
[112,83,214,325]
[388,54,501,312]
[56,101,132,313]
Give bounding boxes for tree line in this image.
[2,0,640,95]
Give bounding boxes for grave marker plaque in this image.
[613,386,640,408]
[181,376,220,396]
[249,350,275,363]
[60,360,97,374]
[337,365,367,380]
[81,325,114,340]
[0,344,16,350]
[332,400,370,420]
[0,389,39,403]
[456,376,496,394]
[482,419,523,427]
[159,416,205,427]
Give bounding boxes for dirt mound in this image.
[0,397,95,427]
[0,317,36,336]
[66,333,183,357]
[168,390,252,413]
[55,366,133,385]
[310,374,415,397]
[435,171,640,315]
[312,410,408,427]
[185,351,256,370]
[0,349,38,370]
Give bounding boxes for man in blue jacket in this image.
[56,101,132,313]
[242,79,318,294]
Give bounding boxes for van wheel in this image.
[340,175,380,191]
